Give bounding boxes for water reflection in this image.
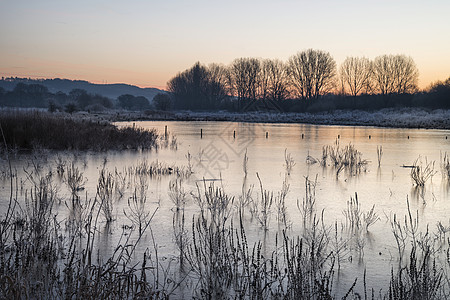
[2,121,450,298]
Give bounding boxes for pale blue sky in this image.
[1,0,449,89]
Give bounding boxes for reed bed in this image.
[0,110,162,151]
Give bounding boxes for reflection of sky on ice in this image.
[1,120,450,297]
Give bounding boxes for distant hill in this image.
[0,77,165,100]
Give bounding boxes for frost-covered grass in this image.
[0,109,163,151]
[108,108,450,130]
[2,152,450,299]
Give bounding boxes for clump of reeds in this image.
[388,245,443,300]
[388,199,444,300]
[320,141,369,178]
[168,178,186,210]
[441,152,450,182]
[128,159,191,178]
[298,175,317,227]
[65,162,86,204]
[343,193,379,233]
[275,178,290,228]
[183,182,355,299]
[192,180,234,226]
[97,168,115,223]
[410,156,436,186]
[0,109,162,151]
[124,172,157,235]
[251,173,273,231]
[0,160,171,299]
[284,149,296,175]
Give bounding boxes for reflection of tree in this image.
[287,49,337,99]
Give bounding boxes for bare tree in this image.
[257,59,271,101]
[287,49,337,99]
[206,63,229,105]
[263,59,290,102]
[339,57,373,96]
[372,54,419,95]
[229,58,261,107]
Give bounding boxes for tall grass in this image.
[284,148,296,175]
[441,152,450,182]
[3,152,450,298]
[0,158,172,299]
[183,182,356,299]
[321,141,369,178]
[0,109,162,151]
[410,156,436,186]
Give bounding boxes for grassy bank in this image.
[0,110,161,151]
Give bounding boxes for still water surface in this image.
[2,120,450,296]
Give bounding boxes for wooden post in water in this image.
[201,128,203,139]
[266,132,268,139]
[165,125,168,139]
[233,130,236,139]
[301,133,304,139]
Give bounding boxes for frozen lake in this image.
[2,120,450,298]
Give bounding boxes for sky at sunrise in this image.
[1,0,449,90]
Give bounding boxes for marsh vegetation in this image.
[1,120,449,299]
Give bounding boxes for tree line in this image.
[0,83,154,112]
[167,49,450,111]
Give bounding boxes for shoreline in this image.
[105,108,450,130]
[2,107,449,130]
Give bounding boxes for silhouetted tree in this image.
[76,92,92,110]
[134,96,150,110]
[206,63,229,105]
[153,93,173,111]
[48,100,59,113]
[6,83,50,107]
[167,62,227,110]
[372,54,418,95]
[65,102,78,114]
[118,94,149,110]
[424,77,450,108]
[264,59,290,102]
[339,57,373,96]
[118,94,135,110]
[91,94,113,109]
[229,58,261,107]
[69,89,88,101]
[287,49,337,99]
[168,62,208,109]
